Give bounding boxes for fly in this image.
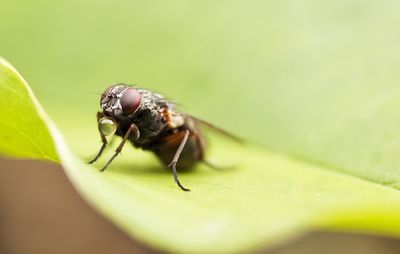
[89,83,241,191]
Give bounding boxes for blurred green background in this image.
[2,0,400,186]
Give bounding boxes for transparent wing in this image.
[190,116,244,144]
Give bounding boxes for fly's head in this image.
[98,83,141,137]
[100,83,141,117]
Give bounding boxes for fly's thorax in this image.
[130,107,167,146]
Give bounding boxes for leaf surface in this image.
[2,57,400,254]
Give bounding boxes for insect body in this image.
[89,83,240,191]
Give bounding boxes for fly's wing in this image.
[154,93,242,143]
[190,116,244,144]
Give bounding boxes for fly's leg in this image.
[88,135,107,164]
[168,130,191,192]
[99,124,140,172]
[89,112,108,164]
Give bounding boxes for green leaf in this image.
[0,59,58,162]
[3,58,400,254]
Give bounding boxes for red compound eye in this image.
[120,88,141,116]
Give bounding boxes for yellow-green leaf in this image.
[3,57,400,254]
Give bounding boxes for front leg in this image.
[99,124,140,172]
[89,112,107,164]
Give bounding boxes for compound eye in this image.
[120,88,141,116]
[98,117,117,136]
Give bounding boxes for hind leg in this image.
[168,130,191,192]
